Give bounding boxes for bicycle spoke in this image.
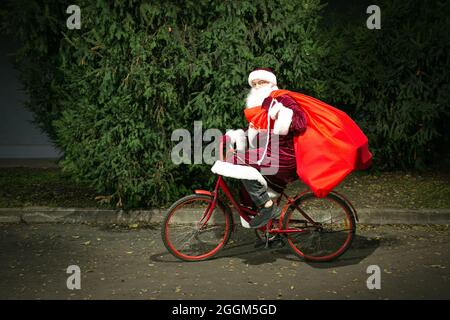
[283,192,356,261]
[162,194,231,261]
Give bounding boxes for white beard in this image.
[245,85,279,108]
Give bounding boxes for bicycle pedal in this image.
[268,238,286,249]
[264,230,270,248]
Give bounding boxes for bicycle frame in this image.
[195,175,315,235]
[163,136,357,262]
[193,136,332,235]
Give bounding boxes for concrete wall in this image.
[0,36,61,159]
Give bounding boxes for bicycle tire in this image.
[282,191,356,262]
[162,194,233,262]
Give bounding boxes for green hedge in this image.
[1,0,449,208]
[1,0,327,208]
[320,0,450,170]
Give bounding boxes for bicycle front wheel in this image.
[282,191,356,262]
[162,194,233,262]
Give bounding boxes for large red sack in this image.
[245,90,372,197]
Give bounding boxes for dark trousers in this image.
[240,179,270,208]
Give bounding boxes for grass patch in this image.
[0,167,114,208]
[288,171,450,209]
[0,167,449,209]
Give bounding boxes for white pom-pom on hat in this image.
[248,68,277,87]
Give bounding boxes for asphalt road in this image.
[0,222,449,300]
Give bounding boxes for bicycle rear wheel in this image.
[282,191,356,262]
[162,194,233,262]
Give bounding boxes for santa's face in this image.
[252,79,271,89]
[246,80,278,108]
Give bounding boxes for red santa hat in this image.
[248,68,277,87]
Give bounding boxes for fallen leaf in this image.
[83,241,91,245]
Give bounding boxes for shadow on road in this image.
[150,231,385,268]
[304,234,381,269]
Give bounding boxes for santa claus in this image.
[212,68,308,228]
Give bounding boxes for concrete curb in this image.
[1,207,450,225]
[356,208,450,224]
[0,207,164,225]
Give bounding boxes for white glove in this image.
[269,102,284,120]
[225,129,246,152]
[247,125,258,149]
[273,107,293,135]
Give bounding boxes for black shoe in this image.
[249,205,281,229]
[268,235,286,249]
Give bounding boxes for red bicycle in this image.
[162,138,358,262]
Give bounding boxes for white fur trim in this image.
[248,70,277,87]
[225,129,246,152]
[273,106,293,135]
[211,160,267,188]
